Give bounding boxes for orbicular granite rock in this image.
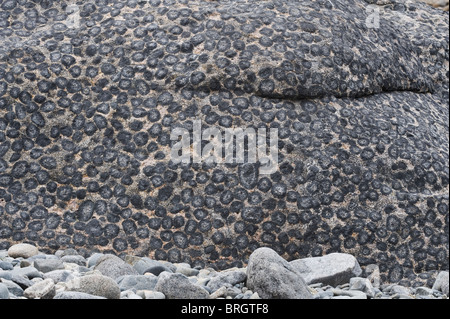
[0,0,448,285]
[420,0,449,11]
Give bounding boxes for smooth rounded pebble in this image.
[23,278,55,299]
[7,244,39,259]
[0,283,9,299]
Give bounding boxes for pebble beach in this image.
[1,243,448,299]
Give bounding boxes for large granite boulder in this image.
[247,247,313,299]
[0,0,448,285]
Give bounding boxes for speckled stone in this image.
[23,278,56,299]
[290,253,362,286]
[7,244,39,259]
[247,247,313,299]
[155,271,210,299]
[0,0,448,286]
[65,274,121,299]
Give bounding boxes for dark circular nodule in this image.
[77,200,95,222]
[238,163,259,190]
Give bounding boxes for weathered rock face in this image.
[247,247,313,299]
[0,0,448,285]
[290,252,362,286]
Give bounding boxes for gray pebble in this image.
[87,253,105,268]
[120,290,143,299]
[389,285,411,296]
[247,248,312,299]
[432,271,449,296]
[0,283,9,299]
[58,249,80,257]
[0,261,13,271]
[130,258,173,276]
[93,255,138,280]
[155,272,209,299]
[316,291,334,299]
[43,270,76,283]
[7,244,39,259]
[349,277,376,298]
[391,294,414,299]
[332,296,354,299]
[11,266,43,279]
[53,291,106,299]
[0,279,24,297]
[206,270,247,292]
[415,287,435,296]
[65,274,121,299]
[23,278,55,299]
[0,271,12,281]
[331,288,367,299]
[116,275,158,292]
[34,259,64,273]
[136,290,165,299]
[176,265,200,277]
[9,273,35,289]
[60,255,87,266]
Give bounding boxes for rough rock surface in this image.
[53,291,106,299]
[116,274,158,291]
[420,0,449,10]
[65,274,121,299]
[154,271,210,299]
[290,253,362,286]
[206,269,247,292]
[247,247,313,299]
[432,271,449,295]
[0,282,9,299]
[93,254,138,279]
[0,0,448,285]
